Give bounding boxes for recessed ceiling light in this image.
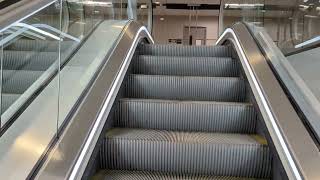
[73,1,113,7]
[140,4,148,9]
[224,3,264,9]
[160,17,165,21]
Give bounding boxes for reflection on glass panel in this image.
[0,1,153,178]
[220,0,320,141]
[57,0,133,127]
[0,2,62,175]
[136,0,152,29]
[221,0,320,55]
[0,2,62,128]
[0,0,153,131]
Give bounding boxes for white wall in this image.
[152,15,293,47]
[152,15,219,45]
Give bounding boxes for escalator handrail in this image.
[217,22,320,180]
[33,21,154,180]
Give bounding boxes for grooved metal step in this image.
[2,93,20,112]
[133,55,239,77]
[101,128,271,178]
[3,51,57,71]
[139,44,233,57]
[3,70,44,94]
[94,170,269,180]
[125,75,246,102]
[115,99,257,133]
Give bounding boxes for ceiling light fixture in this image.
[71,1,113,7]
[224,3,264,9]
[140,4,148,9]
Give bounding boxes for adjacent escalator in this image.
[92,44,272,179]
[2,39,74,116]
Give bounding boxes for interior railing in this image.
[0,0,153,179]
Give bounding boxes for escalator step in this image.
[102,128,271,178]
[139,44,233,57]
[133,55,239,77]
[5,40,74,52]
[115,99,257,133]
[125,75,246,102]
[3,51,57,71]
[2,93,20,112]
[93,170,269,180]
[2,70,44,94]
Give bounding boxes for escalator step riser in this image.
[2,70,43,94]
[133,56,239,77]
[125,75,246,102]
[139,44,233,57]
[116,99,257,133]
[3,51,57,71]
[95,170,268,180]
[102,129,271,178]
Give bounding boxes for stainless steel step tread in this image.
[116,99,257,133]
[102,128,271,178]
[93,170,269,180]
[106,128,267,145]
[133,55,239,77]
[129,74,243,79]
[119,98,253,106]
[2,70,44,94]
[2,50,57,71]
[126,75,246,102]
[139,44,233,57]
[137,55,234,61]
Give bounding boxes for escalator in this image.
[1,1,320,180]
[33,20,320,180]
[92,43,272,179]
